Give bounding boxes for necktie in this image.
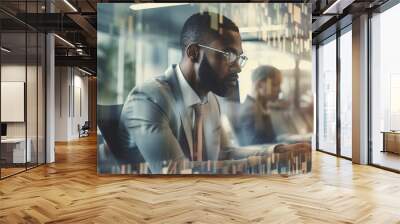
[192,104,204,161]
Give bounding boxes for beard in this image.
[198,55,238,97]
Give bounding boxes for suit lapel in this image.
[164,65,194,158]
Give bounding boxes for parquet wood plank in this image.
[0,135,400,223]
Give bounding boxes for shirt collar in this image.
[175,64,208,108]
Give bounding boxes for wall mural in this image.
[97,3,313,175]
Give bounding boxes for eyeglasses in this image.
[198,44,248,68]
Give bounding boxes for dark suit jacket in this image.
[235,96,276,146]
[119,65,227,173]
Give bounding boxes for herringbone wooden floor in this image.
[1,136,400,224]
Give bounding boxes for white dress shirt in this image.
[175,64,209,159]
[175,64,208,126]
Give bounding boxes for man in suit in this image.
[119,12,309,173]
[235,65,282,146]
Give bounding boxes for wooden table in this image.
[381,131,400,154]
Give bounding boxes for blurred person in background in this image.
[235,65,286,146]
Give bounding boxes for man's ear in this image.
[186,44,199,62]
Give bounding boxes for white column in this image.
[352,14,369,164]
[46,32,55,163]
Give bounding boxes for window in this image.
[371,3,400,171]
[317,37,337,154]
[339,28,352,158]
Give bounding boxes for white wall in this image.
[55,67,69,141]
[72,73,89,138]
[54,67,89,141]
[1,65,39,138]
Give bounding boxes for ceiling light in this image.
[63,0,78,12]
[130,3,189,11]
[1,47,11,53]
[78,67,92,76]
[54,34,75,48]
[322,0,354,14]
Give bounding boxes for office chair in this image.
[78,121,90,138]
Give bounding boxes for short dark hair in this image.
[180,12,239,53]
[251,65,281,84]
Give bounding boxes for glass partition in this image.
[1,30,28,177]
[0,1,46,179]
